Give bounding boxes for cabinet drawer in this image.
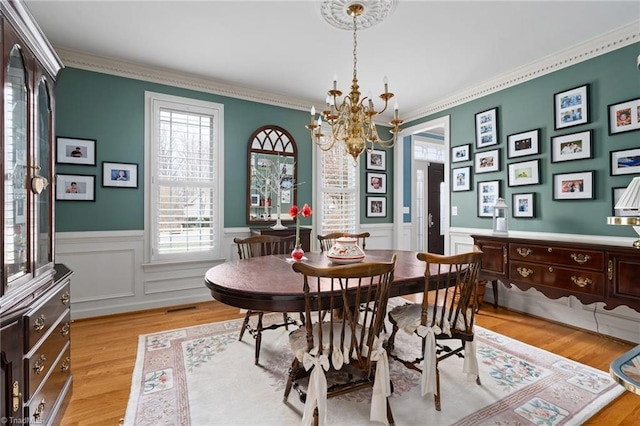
[25,280,71,351]
[510,261,605,296]
[25,343,71,425]
[509,243,604,271]
[25,310,70,401]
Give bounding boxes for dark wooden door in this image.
[427,163,444,254]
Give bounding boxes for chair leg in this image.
[238,310,253,341]
[255,312,264,365]
[283,313,290,330]
[434,362,441,411]
[283,357,299,402]
[386,321,399,351]
[386,397,395,426]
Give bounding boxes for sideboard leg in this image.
[491,280,499,308]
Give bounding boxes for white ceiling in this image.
[24,1,640,122]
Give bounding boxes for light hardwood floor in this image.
[60,300,639,426]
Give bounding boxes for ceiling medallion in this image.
[320,0,396,31]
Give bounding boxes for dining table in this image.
[204,249,434,313]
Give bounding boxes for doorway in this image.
[392,115,450,253]
[413,138,445,254]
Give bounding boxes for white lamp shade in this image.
[615,177,640,210]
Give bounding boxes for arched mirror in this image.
[246,125,297,225]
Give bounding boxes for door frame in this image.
[393,115,450,253]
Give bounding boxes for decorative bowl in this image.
[326,237,365,264]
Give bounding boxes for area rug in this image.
[124,301,624,426]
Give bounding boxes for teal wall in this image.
[403,42,640,238]
[55,68,395,232]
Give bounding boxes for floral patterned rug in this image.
[124,300,623,426]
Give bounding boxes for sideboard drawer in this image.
[510,261,605,296]
[25,342,71,425]
[25,281,71,351]
[25,310,70,401]
[509,243,604,271]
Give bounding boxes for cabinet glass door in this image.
[35,77,52,270]
[4,46,29,283]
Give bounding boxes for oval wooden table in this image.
[204,250,430,312]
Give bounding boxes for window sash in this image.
[147,93,223,262]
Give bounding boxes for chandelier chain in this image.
[352,12,358,83]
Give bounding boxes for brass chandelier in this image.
[306,2,403,163]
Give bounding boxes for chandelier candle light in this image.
[306,2,403,163]
[289,203,312,260]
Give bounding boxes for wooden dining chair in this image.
[317,231,370,252]
[385,247,483,411]
[284,254,397,426]
[233,234,298,365]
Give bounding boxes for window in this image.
[145,92,223,262]
[314,139,359,239]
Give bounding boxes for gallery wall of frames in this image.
[450,80,639,223]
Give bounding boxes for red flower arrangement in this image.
[289,203,312,247]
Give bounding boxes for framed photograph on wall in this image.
[551,130,593,163]
[451,144,471,163]
[56,137,96,166]
[608,97,640,135]
[366,196,386,218]
[512,192,535,218]
[475,107,499,149]
[507,128,540,158]
[554,84,589,130]
[55,173,95,201]
[366,172,386,193]
[102,162,138,188]
[474,148,500,174]
[612,186,636,217]
[366,149,386,170]
[610,148,640,176]
[552,170,594,200]
[508,159,540,187]
[477,180,500,217]
[452,166,471,192]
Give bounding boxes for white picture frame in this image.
[475,148,500,174]
[554,84,589,130]
[475,107,499,149]
[452,166,471,192]
[367,172,386,194]
[551,130,593,163]
[102,162,138,188]
[508,159,540,187]
[366,196,386,217]
[366,150,386,170]
[451,144,471,163]
[477,180,500,217]
[56,173,95,201]
[507,129,540,159]
[552,170,594,200]
[56,137,96,166]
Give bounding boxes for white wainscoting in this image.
[57,225,396,320]
[449,227,640,344]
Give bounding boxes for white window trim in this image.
[143,91,224,264]
[312,141,361,251]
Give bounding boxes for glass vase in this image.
[291,244,305,261]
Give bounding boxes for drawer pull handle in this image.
[548,267,554,273]
[61,322,70,336]
[61,291,70,305]
[12,381,21,413]
[517,267,533,278]
[608,260,613,280]
[516,248,532,257]
[571,276,592,288]
[33,399,46,422]
[61,357,70,373]
[571,253,591,264]
[33,355,46,374]
[33,314,46,332]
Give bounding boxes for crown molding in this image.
[403,20,640,123]
[55,20,639,123]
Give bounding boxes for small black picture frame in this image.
[554,84,589,130]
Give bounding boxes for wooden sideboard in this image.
[471,235,640,313]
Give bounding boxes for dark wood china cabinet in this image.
[1,1,71,425]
